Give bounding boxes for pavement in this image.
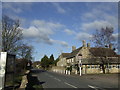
[31,69,119,89]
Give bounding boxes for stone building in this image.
[54,40,120,74]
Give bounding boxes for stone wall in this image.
[82,64,120,74]
[57,57,67,67]
[51,66,66,74]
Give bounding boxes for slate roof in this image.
[81,57,120,64]
[61,53,71,58]
[89,48,118,57]
[66,47,82,59]
[61,46,118,59]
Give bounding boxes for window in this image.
[87,65,90,68]
[67,60,69,63]
[72,58,74,62]
[94,65,98,68]
[91,65,94,68]
[117,65,120,68]
[108,65,112,69]
[118,65,120,68]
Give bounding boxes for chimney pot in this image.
[72,46,76,51]
[87,43,90,48]
[82,40,86,47]
[109,44,112,49]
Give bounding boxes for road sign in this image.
[0,52,16,90]
[0,52,7,90]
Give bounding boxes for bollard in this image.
[75,70,78,74]
[68,71,70,75]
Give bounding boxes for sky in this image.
[2,1,118,61]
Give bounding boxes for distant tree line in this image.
[40,54,59,70]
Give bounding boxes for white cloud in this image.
[112,33,118,40]
[81,3,118,31]
[64,28,93,41]
[50,39,68,47]
[81,20,113,31]
[52,3,66,14]
[3,2,32,14]
[3,3,22,13]
[22,19,68,47]
[58,41,68,47]
[64,29,76,35]
[76,32,92,41]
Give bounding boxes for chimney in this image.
[87,43,90,48]
[82,40,86,47]
[72,46,76,51]
[109,44,112,49]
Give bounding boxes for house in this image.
[55,40,120,74]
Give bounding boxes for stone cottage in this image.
[55,40,120,74]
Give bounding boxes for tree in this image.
[92,27,115,48]
[53,58,59,66]
[91,27,117,74]
[41,55,50,69]
[17,44,33,60]
[49,54,54,65]
[2,15,34,71]
[2,15,23,53]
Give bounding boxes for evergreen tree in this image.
[41,55,49,69]
[49,54,54,65]
[53,58,59,66]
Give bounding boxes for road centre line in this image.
[49,75,53,77]
[64,82,77,88]
[54,77,61,82]
[88,85,106,90]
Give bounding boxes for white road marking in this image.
[88,85,106,90]
[45,73,49,76]
[64,82,77,88]
[54,78,61,82]
[88,85,98,90]
[49,75,53,78]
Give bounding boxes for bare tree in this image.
[2,15,23,53]
[91,27,117,73]
[17,44,33,60]
[92,27,115,48]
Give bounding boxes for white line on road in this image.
[49,75,53,78]
[64,82,77,88]
[88,85,106,90]
[54,78,61,82]
[88,85,98,90]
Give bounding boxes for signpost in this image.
[0,52,15,90]
[0,52,7,90]
[78,54,82,76]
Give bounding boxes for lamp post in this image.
[78,54,82,76]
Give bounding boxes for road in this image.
[31,69,119,89]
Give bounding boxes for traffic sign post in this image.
[0,52,16,90]
[0,52,7,90]
[78,54,82,76]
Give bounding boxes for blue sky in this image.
[2,2,118,61]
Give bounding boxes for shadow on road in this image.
[30,69,46,74]
[26,70,45,90]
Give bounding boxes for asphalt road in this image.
[31,69,119,89]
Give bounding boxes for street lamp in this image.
[78,54,82,76]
